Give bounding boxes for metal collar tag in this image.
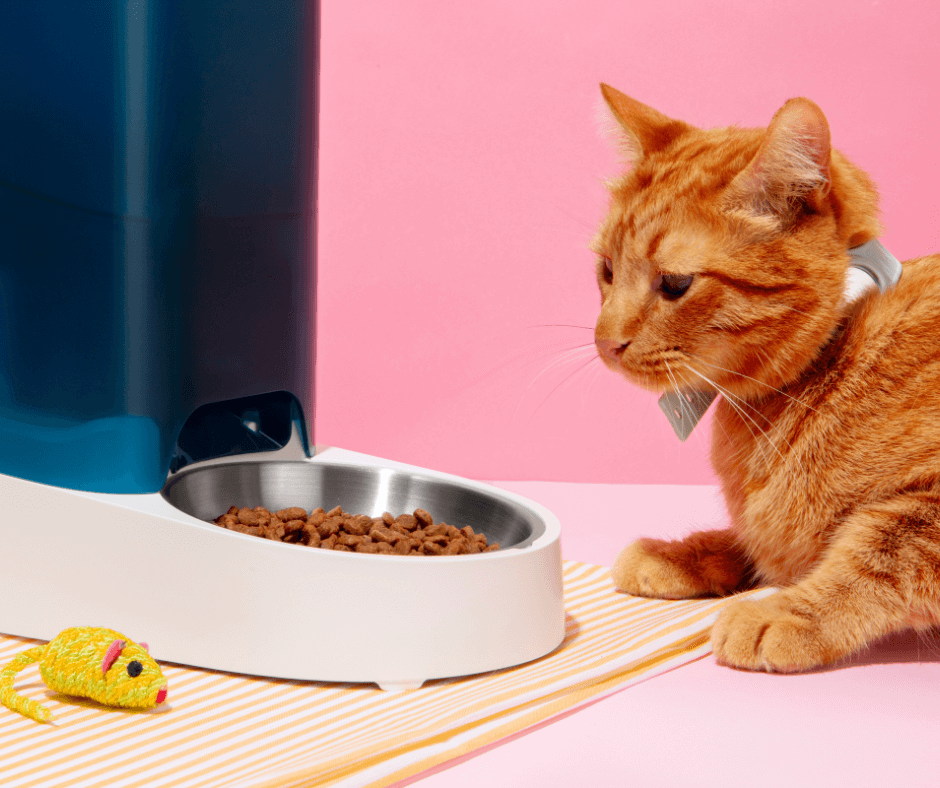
[657,239,902,441]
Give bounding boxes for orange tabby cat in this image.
[593,83,940,672]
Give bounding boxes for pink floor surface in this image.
[395,482,940,788]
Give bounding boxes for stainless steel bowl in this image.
[162,460,546,551]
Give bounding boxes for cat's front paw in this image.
[611,538,712,599]
[711,594,837,672]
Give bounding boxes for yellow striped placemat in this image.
[0,561,767,788]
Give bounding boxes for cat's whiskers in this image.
[530,353,602,418]
[508,339,601,423]
[700,372,776,467]
[726,400,774,466]
[723,383,803,471]
[671,366,744,458]
[754,346,790,391]
[456,324,601,401]
[663,361,696,425]
[685,362,779,432]
[686,365,802,471]
[581,358,607,409]
[755,346,776,371]
[691,357,821,415]
[663,361,701,427]
[664,362,709,452]
[524,344,599,393]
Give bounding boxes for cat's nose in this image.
[596,338,630,361]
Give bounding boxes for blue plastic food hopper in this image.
[1,2,315,493]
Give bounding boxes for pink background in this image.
[316,0,940,484]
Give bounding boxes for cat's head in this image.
[592,85,881,400]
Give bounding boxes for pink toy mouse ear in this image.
[139,643,149,653]
[102,640,126,675]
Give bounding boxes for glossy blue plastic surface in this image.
[0,1,317,492]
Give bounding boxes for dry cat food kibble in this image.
[213,505,499,555]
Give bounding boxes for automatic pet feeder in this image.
[0,2,563,689]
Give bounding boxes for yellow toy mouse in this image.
[0,627,169,724]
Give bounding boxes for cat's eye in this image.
[658,272,693,300]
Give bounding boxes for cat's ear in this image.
[599,84,691,166]
[724,97,831,227]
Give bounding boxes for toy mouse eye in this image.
[658,272,693,300]
[127,660,143,678]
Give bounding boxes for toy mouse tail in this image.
[0,646,52,724]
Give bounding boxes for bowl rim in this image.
[160,457,560,559]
